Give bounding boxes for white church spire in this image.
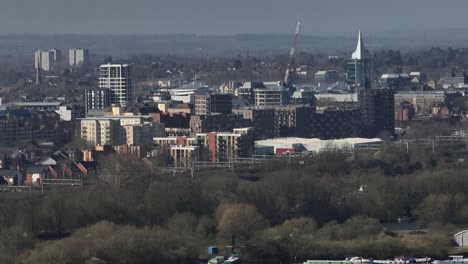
[352,30,371,60]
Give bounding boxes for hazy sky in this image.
[2,0,468,35]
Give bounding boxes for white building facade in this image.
[69,48,89,67]
[99,64,133,107]
[35,50,54,71]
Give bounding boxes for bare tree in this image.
[98,154,148,191]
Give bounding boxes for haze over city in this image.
[2,0,468,35]
[3,1,468,264]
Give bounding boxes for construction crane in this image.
[283,20,302,87]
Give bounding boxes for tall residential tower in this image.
[99,64,133,107]
[69,48,89,67]
[358,88,395,138]
[35,49,61,72]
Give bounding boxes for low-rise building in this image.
[0,109,72,146]
[194,94,232,115]
[122,123,163,146]
[164,85,210,103]
[0,169,22,185]
[25,166,47,186]
[256,137,382,154]
[394,91,454,114]
[291,89,316,105]
[237,82,265,104]
[167,103,192,114]
[253,83,289,107]
[150,112,190,129]
[4,101,72,121]
[454,230,468,247]
[315,93,358,105]
[156,127,254,164]
[79,115,160,146]
[315,70,339,84]
[196,127,254,162]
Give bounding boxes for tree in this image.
[39,191,75,234]
[64,137,93,151]
[216,203,268,243]
[0,225,35,262]
[269,217,317,239]
[413,194,454,224]
[337,216,382,240]
[255,217,317,261]
[98,154,149,190]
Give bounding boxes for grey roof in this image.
[0,147,18,155]
[86,109,106,117]
[395,92,445,100]
[439,77,464,85]
[26,166,46,174]
[9,102,62,107]
[0,169,20,177]
[240,82,266,89]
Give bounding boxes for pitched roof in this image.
[37,157,57,166]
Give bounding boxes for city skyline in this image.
[2,0,468,35]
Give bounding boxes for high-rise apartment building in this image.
[307,107,363,139]
[359,88,395,138]
[69,48,89,67]
[85,89,111,115]
[233,108,275,140]
[273,106,316,138]
[35,49,61,72]
[48,49,62,62]
[347,31,374,89]
[99,64,133,107]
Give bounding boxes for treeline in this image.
[1,145,468,263]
